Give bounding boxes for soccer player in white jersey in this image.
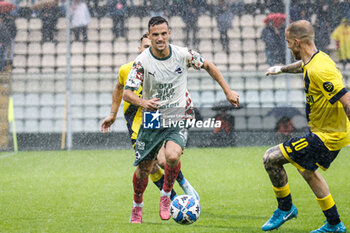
[123,16,239,223]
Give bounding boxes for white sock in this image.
[133,201,143,208]
[160,189,171,197]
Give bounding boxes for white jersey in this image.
[125,44,205,119]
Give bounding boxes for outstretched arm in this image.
[100,81,124,133]
[202,60,239,107]
[265,60,303,76]
[123,89,160,111]
[339,91,350,121]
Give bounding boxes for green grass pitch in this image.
[0,147,349,233]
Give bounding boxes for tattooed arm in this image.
[339,91,350,121]
[265,60,303,76]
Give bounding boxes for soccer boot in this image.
[310,221,346,233]
[129,206,142,223]
[159,195,171,220]
[180,178,200,201]
[262,204,298,231]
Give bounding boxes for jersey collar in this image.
[149,45,172,61]
[303,50,319,67]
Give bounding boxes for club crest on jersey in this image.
[174,66,184,74]
[323,82,334,92]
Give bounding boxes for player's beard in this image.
[292,50,301,60]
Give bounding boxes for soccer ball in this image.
[170,194,200,225]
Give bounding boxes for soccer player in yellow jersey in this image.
[262,20,349,232]
[100,34,199,222]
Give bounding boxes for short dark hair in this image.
[148,16,169,31]
[140,33,148,43]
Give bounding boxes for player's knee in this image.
[138,160,154,175]
[165,150,181,165]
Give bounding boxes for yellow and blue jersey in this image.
[303,50,350,150]
[118,61,143,144]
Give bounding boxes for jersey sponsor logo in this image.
[174,66,184,74]
[323,82,334,92]
[143,110,161,129]
[148,71,155,77]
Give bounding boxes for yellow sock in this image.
[317,194,335,211]
[149,167,163,182]
[273,183,290,198]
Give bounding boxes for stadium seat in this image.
[187,78,200,91]
[88,17,99,29]
[42,42,56,55]
[72,119,83,132]
[15,18,28,30]
[190,91,201,106]
[290,90,305,103]
[25,106,39,119]
[198,40,212,53]
[262,116,276,130]
[198,15,212,28]
[234,116,247,130]
[127,28,142,41]
[292,115,307,129]
[54,106,64,119]
[40,106,54,119]
[214,52,228,65]
[243,52,257,64]
[13,55,26,68]
[11,80,25,93]
[99,42,113,54]
[229,39,241,52]
[14,107,24,120]
[28,30,42,42]
[260,90,274,103]
[229,52,242,65]
[71,55,84,67]
[201,90,215,106]
[84,93,98,105]
[100,29,114,41]
[127,17,142,29]
[83,119,99,132]
[227,27,241,39]
[84,55,99,67]
[54,93,65,106]
[230,77,244,90]
[72,106,83,119]
[71,79,83,92]
[169,16,185,28]
[215,91,226,102]
[27,55,41,68]
[56,17,66,30]
[84,106,98,119]
[247,116,263,130]
[114,54,128,66]
[41,55,55,68]
[254,14,266,27]
[71,93,83,106]
[98,93,112,105]
[274,76,286,89]
[98,105,110,118]
[38,120,54,132]
[12,93,25,107]
[290,77,304,89]
[84,80,98,92]
[28,18,42,30]
[24,120,39,132]
[241,26,256,39]
[242,39,256,52]
[85,42,99,54]
[28,43,42,55]
[56,55,67,67]
[99,17,113,29]
[198,28,212,40]
[71,42,84,54]
[200,78,216,90]
[15,30,28,42]
[274,90,288,103]
[240,15,254,27]
[87,29,99,41]
[245,90,259,104]
[260,78,274,89]
[14,43,27,55]
[99,54,113,67]
[245,77,259,90]
[114,40,128,54]
[40,93,54,106]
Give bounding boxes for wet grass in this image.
[0,147,349,232]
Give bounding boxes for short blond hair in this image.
[286,20,315,44]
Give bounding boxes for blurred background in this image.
[1,0,349,151]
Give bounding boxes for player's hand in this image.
[141,98,161,111]
[226,90,239,107]
[265,66,283,76]
[100,115,116,133]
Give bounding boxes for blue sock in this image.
[176,170,185,185]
